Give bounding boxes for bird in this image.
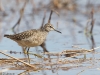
[4,23,61,53]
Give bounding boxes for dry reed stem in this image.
[0,50,37,70]
[40,10,46,29]
[44,49,92,56]
[52,9,60,16]
[12,0,28,34]
[90,8,94,34]
[18,70,34,75]
[5,65,82,71]
[48,10,53,23]
[0,57,93,66]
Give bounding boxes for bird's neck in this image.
[42,28,49,32]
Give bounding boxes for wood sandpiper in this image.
[4,23,61,53]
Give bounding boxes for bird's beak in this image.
[54,28,61,33]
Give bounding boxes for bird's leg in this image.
[26,47,30,63]
[22,47,26,53]
[22,47,30,63]
[22,47,28,54]
[40,43,51,62]
[27,47,30,53]
[40,43,48,52]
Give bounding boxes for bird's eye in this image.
[50,26,52,28]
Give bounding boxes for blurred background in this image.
[1,0,100,75]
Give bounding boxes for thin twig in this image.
[40,10,46,29]
[90,8,94,34]
[12,0,28,34]
[0,50,37,70]
[48,10,53,23]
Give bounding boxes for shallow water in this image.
[1,0,100,75]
